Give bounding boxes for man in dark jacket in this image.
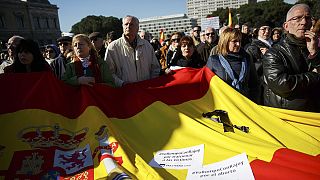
[197,27,218,63]
[262,4,320,112]
[89,32,106,59]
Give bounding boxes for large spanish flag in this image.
[0,68,319,179]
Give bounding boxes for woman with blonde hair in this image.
[206,27,260,103]
[62,34,114,87]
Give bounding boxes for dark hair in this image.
[170,36,204,67]
[11,39,49,72]
[193,25,201,30]
[106,31,116,41]
[179,36,195,48]
[272,27,283,35]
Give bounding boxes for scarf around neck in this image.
[285,32,307,48]
[218,54,247,90]
[257,37,273,48]
[74,55,102,83]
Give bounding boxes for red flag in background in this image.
[228,8,232,28]
[159,29,165,44]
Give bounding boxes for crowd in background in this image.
[0,3,320,112]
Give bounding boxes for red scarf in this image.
[74,55,102,83]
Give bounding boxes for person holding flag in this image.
[105,15,161,87]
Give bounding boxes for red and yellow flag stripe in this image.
[0,68,319,179]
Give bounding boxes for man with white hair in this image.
[262,4,320,112]
[197,27,218,63]
[105,15,160,87]
[0,35,24,73]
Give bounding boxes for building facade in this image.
[139,14,197,39]
[187,0,256,24]
[0,0,61,48]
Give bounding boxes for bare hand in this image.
[259,47,268,55]
[165,68,174,75]
[305,30,318,55]
[78,76,95,86]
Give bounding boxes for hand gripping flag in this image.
[0,68,319,179]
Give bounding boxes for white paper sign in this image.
[186,153,255,180]
[201,16,220,30]
[149,144,204,169]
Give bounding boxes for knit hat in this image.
[255,21,272,29]
[45,44,60,58]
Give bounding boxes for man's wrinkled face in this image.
[91,37,104,50]
[205,28,216,44]
[193,27,201,38]
[123,17,139,37]
[284,7,312,39]
[242,25,249,34]
[58,41,72,54]
[7,38,21,58]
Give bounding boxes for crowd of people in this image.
[0,3,319,112]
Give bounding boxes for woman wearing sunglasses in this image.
[166,32,183,67]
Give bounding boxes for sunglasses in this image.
[205,33,215,36]
[58,42,70,46]
[171,38,180,42]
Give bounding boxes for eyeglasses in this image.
[171,38,180,42]
[259,27,270,31]
[287,15,312,22]
[58,42,70,46]
[205,33,215,36]
[193,29,201,32]
[229,39,240,44]
[6,43,16,49]
[46,50,54,53]
[91,37,98,41]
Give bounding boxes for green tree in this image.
[297,0,320,19]
[208,0,292,28]
[71,15,122,39]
